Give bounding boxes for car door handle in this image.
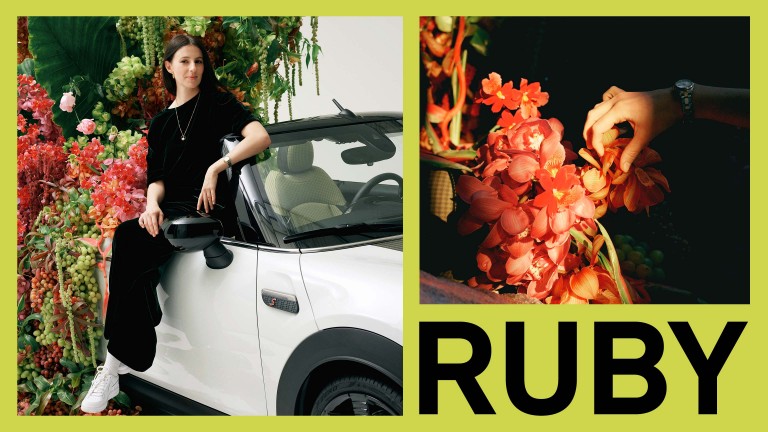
[261,289,300,314]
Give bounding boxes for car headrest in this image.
[277,142,314,174]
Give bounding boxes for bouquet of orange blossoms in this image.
[456,73,671,304]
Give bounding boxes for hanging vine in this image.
[284,52,293,119]
[311,16,320,96]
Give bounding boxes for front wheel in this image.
[310,376,402,416]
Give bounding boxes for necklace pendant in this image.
[174,94,199,144]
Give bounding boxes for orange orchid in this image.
[497,109,526,131]
[609,145,670,213]
[541,258,620,305]
[475,247,511,285]
[507,117,563,152]
[503,120,568,197]
[478,73,520,113]
[578,137,670,215]
[452,70,665,304]
[532,164,595,236]
[455,175,533,245]
[510,78,549,119]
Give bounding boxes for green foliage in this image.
[28,17,121,138]
[17,295,42,352]
[19,372,74,415]
[216,16,318,121]
[181,16,210,36]
[104,56,153,102]
[17,58,35,77]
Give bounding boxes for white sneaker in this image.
[80,366,119,413]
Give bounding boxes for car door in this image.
[133,244,269,415]
[226,170,320,414]
[251,246,319,414]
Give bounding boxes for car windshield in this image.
[245,119,403,249]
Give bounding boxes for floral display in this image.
[419,16,672,305]
[17,16,321,415]
[454,72,669,304]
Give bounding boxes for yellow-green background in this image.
[6,2,764,430]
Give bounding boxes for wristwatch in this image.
[223,154,232,168]
[673,79,695,124]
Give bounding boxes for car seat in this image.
[263,141,347,229]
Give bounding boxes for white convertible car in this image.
[100,108,403,415]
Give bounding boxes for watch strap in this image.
[674,80,695,124]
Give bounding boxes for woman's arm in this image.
[222,121,272,167]
[583,85,749,171]
[138,180,166,237]
[695,85,749,128]
[197,121,271,213]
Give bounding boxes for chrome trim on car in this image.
[298,235,403,254]
[372,238,403,252]
[220,238,301,254]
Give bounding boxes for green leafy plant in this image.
[18,294,42,352]
[28,17,121,138]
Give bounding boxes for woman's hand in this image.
[197,164,221,214]
[583,86,680,171]
[138,202,165,237]
[195,120,270,214]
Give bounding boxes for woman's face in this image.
[165,44,204,93]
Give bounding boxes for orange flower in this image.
[578,137,669,216]
[478,73,519,113]
[497,109,526,131]
[609,145,671,213]
[475,247,511,284]
[511,78,549,119]
[532,165,595,237]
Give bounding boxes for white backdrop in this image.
[274,16,403,122]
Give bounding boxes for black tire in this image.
[310,376,402,416]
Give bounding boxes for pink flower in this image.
[76,118,96,135]
[60,92,76,112]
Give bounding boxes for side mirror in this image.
[162,215,233,269]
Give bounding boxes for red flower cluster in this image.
[458,73,668,304]
[17,142,67,241]
[17,75,67,242]
[128,136,149,171]
[89,140,148,237]
[67,138,105,189]
[17,75,61,143]
[477,74,549,119]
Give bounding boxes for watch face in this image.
[676,79,693,90]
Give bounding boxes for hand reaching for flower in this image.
[583,84,750,172]
[582,86,679,172]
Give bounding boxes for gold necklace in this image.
[174,94,200,141]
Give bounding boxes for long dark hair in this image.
[162,34,221,96]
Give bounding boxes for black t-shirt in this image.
[147,90,256,200]
[146,90,257,234]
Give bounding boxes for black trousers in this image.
[104,218,175,372]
